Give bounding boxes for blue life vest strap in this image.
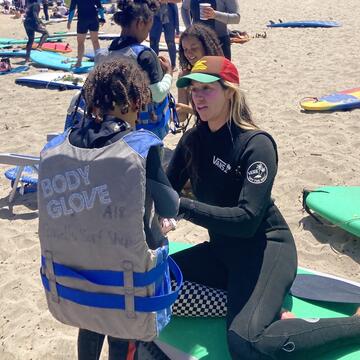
[41,256,183,312]
[41,254,168,287]
[138,95,170,125]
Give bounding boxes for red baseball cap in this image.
[176,56,240,88]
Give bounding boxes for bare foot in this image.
[71,62,82,68]
[280,308,296,320]
[354,307,360,316]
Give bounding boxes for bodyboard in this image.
[15,72,85,90]
[0,65,29,75]
[300,88,360,111]
[267,20,341,28]
[305,186,360,237]
[157,242,360,359]
[0,50,27,57]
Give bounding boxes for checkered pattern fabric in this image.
[171,280,227,317]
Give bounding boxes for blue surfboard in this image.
[267,20,341,28]
[0,50,27,58]
[0,65,29,75]
[29,51,94,73]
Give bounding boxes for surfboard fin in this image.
[302,188,325,224]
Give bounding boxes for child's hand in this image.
[160,218,177,235]
[158,56,172,75]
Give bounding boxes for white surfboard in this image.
[15,72,85,90]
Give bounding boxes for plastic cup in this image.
[199,3,211,20]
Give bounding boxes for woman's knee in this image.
[227,330,266,360]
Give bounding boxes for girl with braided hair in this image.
[41,58,179,359]
[95,0,175,139]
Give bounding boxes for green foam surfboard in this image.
[156,242,360,359]
[305,186,360,238]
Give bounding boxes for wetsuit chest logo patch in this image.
[213,156,231,173]
[247,161,268,184]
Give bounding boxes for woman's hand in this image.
[160,218,177,235]
[202,6,216,20]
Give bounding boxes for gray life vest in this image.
[38,129,182,341]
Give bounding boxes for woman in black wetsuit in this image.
[166,56,360,359]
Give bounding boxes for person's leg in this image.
[36,26,49,48]
[75,33,87,67]
[24,24,35,62]
[219,35,231,60]
[163,15,177,69]
[75,19,89,67]
[149,16,162,55]
[42,1,49,21]
[107,337,133,360]
[89,31,100,52]
[227,230,360,360]
[77,329,105,360]
[88,19,100,52]
[171,241,228,290]
[169,3,180,35]
[226,230,296,359]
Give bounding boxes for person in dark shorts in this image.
[67,0,105,68]
[23,0,49,62]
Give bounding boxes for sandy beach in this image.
[0,0,359,358]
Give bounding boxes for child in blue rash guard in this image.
[166,56,360,359]
[23,0,49,62]
[40,59,179,359]
[67,0,105,68]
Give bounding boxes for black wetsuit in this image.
[69,116,178,360]
[68,0,104,34]
[23,2,48,57]
[167,120,360,360]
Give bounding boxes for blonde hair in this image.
[222,80,259,131]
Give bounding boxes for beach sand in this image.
[0,0,359,358]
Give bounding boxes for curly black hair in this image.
[178,23,224,71]
[114,0,160,28]
[83,58,151,120]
